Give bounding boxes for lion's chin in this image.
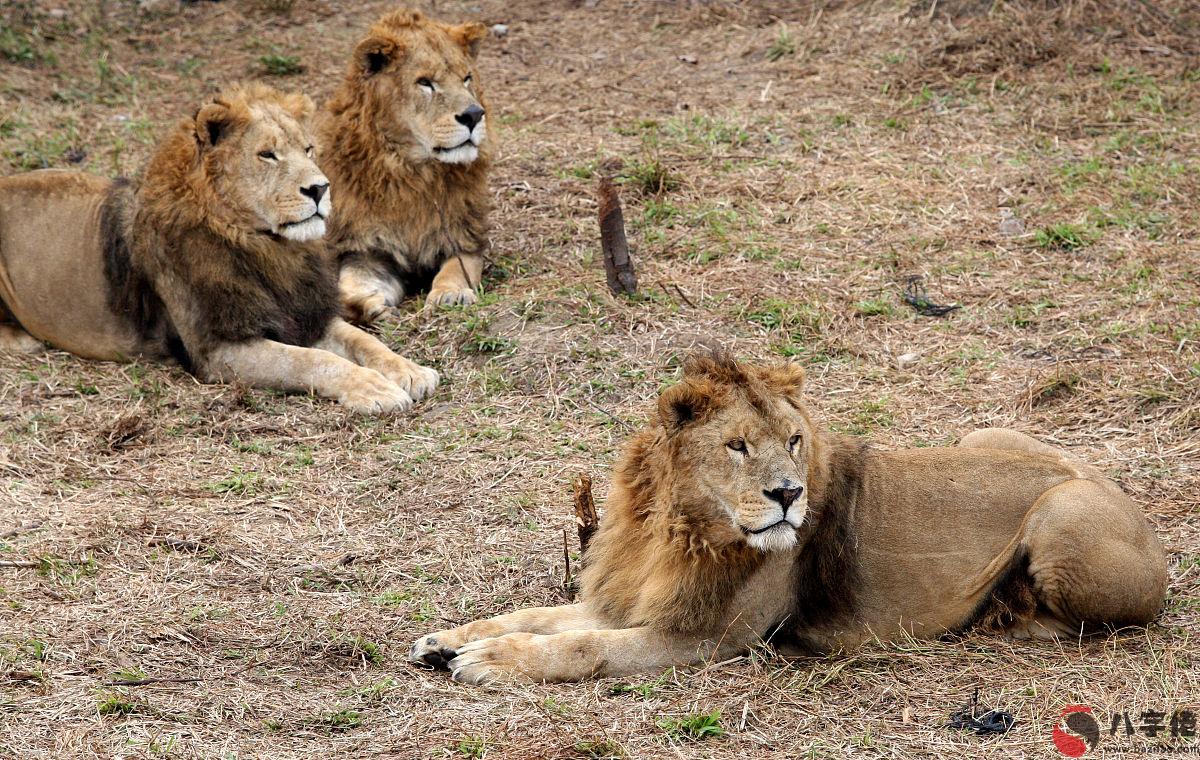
[279,216,327,242]
[433,143,480,165]
[746,523,798,552]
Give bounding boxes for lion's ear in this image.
[280,92,315,122]
[448,22,488,58]
[658,380,717,433]
[356,35,402,76]
[760,363,806,393]
[759,363,807,407]
[195,101,235,149]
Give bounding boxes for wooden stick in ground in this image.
[598,177,637,296]
[574,473,599,556]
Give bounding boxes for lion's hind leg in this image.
[960,427,1065,458]
[1013,479,1167,638]
[0,322,43,354]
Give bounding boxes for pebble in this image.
[998,208,1025,237]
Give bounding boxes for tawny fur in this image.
[0,83,438,413]
[319,9,493,320]
[411,355,1169,685]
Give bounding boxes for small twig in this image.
[671,282,696,308]
[1,520,43,540]
[104,676,204,687]
[147,537,204,553]
[455,255,477,291]
[561,528,572,597]
[0,560,40,569]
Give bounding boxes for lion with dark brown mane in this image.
[0,83,437,412]
[411,354,1168,684]
[319,9,493,322]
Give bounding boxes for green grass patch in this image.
[259,54,304,76]
[1033,223,1094,251]
[853,298,894,317]
[659,711,725,742]
[575,739,625,759]
[310,708,361,731]
[766,25,795,61]
[455,736,487,758]
[97,691,138,716]
[619,156,679,195]
[204,469,260,495]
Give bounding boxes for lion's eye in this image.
[789,433,803,449]
[305,145,314,157]
[463,74,472,87]
[257,150,278,161]
[416,77,434,90]
[727,439,747,453]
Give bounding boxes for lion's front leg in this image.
[203,339,412,414]
[425,253,483,309]
[317,319,439,402]
[447,627,737,685]
[410,603,599,669]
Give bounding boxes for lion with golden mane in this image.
[320,9,493,322]
[0,83,437,412]
[411,354,1168,684]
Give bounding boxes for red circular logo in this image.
[1052,705,1100,757]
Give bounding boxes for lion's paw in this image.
[425,284,479,309]
[409,632,462,671]
[448,633,538,686]
[378,359,439,402]
[343,292,392,325]
[338,370,413,414]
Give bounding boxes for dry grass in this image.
[2,0,1198,757]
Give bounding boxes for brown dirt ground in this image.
[1,0,1199,757]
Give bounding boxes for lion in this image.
[318,8,493,322]
[410,354,1169,684]
[0,83,438,413]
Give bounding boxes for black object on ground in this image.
[947,688,1016,735]
[903,275,961,317]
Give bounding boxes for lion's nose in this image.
[456,104,485,131]
[764,485,803,511]
[300,182,329,204]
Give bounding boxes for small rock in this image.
[47,8,69,19]
[678,54,698,64]
[998,208,1025,237]
[490,23,508,38]
[896,352,921,370]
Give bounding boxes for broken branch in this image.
[574,473,599,557]
[598,177,638,296]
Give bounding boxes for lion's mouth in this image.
[434,139,475,153]
[741,520,791,536]
[281,212,326,228]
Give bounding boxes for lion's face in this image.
[346,10,489,165]
[659,360,814,552]
[194,88,331,242]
